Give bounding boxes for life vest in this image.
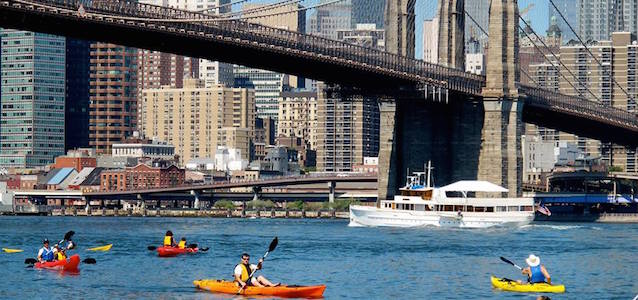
[530,265,545,283]
[41,247,54,261]
[178,240,186,249]
[56,251,66,261]
[236,263,252,282]
[163,236,173,246]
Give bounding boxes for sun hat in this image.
[526,254,540,267]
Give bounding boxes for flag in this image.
[537,204,551,216]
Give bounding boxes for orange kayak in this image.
[157,246,198,257]
[35,254,80,271]
[193,279,326,298]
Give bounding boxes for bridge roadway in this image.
[2,0,638,144]
[13,174,377,199]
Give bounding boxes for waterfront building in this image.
[0,30,66,168]
[277,90,318,151]
[89,42,138,155]
[423,18,439,64]
[215,146,248,172]
[111,138,175,160]
[277,136,316,168]
[65,38,91,151]
[141,79,255,164]
[219,127,251,162]
[353,156,378,174]
[52,148,97,171]
[255,117,276,147]
[529,31,638,172]
[316,85,379,172]
[336,23,385,50]
[100,163,184,191]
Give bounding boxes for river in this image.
[0,216,636,299]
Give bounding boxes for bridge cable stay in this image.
[465,9,584,96]
[548,0,634,104]
[519,17,602,102]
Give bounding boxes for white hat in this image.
[526,254,540,267]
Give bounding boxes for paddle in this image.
[500,256,523,270]
[147,246,157,251]
[238,237,278,295]
[82,258,96,264]
[24,257,96,265]
[58,231,76,249]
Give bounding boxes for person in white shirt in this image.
[37,239,56,263]
[234,253,279,288]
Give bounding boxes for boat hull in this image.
[349,205,534,228]
[194,279,326,298]
[491,276,565,293]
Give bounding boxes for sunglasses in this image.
[242,257,250,260]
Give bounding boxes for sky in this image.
[241,0,551,59]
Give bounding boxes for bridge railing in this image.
[521,85,638,129]
[24,0,485,95]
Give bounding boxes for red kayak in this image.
[157,246,198,257]
[35,254,80,271]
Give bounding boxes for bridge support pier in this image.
[328,181,335,203]
[378,102,399,203]
[478,99,523,196]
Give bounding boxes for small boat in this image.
[491,276,565,293]
[157,246,198,257]
[87,244,113,251]
[35,254,80,272]
[2,248,24,253]
[193,279,326,298]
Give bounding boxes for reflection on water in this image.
[0,217,637,299]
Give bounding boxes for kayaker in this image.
[178,237,187,249]
[37,239,55,263]
[54,244,67,261]
[234,253,279,288]
[163,231,176,247]
[522,254,551,284]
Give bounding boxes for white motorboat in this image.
[349,162,535,228]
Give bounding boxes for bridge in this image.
[1,0,638,199]
[13,174,377,207]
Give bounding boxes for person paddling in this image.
[54,244,67,261]
[234,253,279,288]
[178,237,187,249]
[163,231,176,247]
[37,239,55,263]
[521,254,552,284]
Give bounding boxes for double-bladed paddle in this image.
[237,237,278,295]
[500,256,523,270]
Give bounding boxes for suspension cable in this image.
[519,17,601,102]
[548,0,633,102]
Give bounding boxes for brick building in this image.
[100,164,184,191]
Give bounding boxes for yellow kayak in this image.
[491,276,565,293]
[2,248,24,253]
[87,244,113,251]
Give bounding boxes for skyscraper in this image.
[351,0,385,29]
[464,0,489,53]
[0,30,66,168]
[309,0,352,40]
[65,38,91,151]
[89,43,138,154]
[549,0,579,43]
[578,0,638,42]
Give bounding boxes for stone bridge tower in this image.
[384,0,416,57]
[437,0,465,70]
[479,0,522,196]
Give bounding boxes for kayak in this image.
[157,246,198,257]
[193,279,326,298]
[2,248,24,253]
[491,276,565,293]
[87,244,112,251]
[35,254,80,272]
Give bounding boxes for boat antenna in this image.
[426,161,432,188]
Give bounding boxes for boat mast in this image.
[426,161,432,188]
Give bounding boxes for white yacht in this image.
[349,163,535,228]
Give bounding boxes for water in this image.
[0,217,637,299]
